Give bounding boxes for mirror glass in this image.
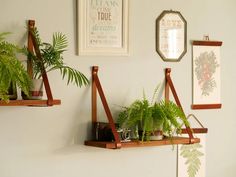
[156,10,187,62]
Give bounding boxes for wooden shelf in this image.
[0,21,61,107]
[0,99,61,106]
[86,67,207,149]
[85,137,200,149]
[182,128,208,134]
[192,104,222,109]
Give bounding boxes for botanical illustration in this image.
[194,51,219,96]
[180,143,204,177]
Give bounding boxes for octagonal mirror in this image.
[156,10,187,62]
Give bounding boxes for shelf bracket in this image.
[165,68,195,144]
[91,66,121,149]
[27,20,54,106]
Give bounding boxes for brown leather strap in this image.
[27,20,34,79]
[92,66,98,124]
[28,20,53,106]
[165,68,194,144]
[92,66,121,149]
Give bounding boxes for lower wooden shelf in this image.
[0,99,61,106]
[85,137,200,149]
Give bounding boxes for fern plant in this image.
[157,100,189,137]
[27,28,89,87]
[180,143,204,177]
[0,32,31,101]
[117,98,153,141]
[117,86,189,141]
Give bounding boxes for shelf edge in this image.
[84,137,200,149]
[0,99,61,106]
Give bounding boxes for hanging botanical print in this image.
[178,114,208,177]
[178,134,206,177]
[192,40,222,109]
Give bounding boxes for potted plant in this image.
[0,32,31,101]
[117,98,153,141]
[23,28,89,99]
[117,88,189,141]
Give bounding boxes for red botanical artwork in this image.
[194,51,219,96]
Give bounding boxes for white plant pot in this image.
[150,130,163,141]
[29,79,43,100]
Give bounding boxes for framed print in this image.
[78,0,129,56]
[192,40,223,109]
[156,10,187,62]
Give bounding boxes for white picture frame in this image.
[78,0,129,56]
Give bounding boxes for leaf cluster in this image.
[0,32,31,101]
[180,143,204,177]
[28,28,89,87]
[117,99,153,141]
[157,100,189,137]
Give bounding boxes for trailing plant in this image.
[180,143,204,177]
[157,100,189,137]
[0,32,31,101]
[27,28,89,87]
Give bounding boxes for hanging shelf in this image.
[85,137,197,149]
[0,20,61,107]
[85,66,207,149]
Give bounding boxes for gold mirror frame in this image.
[156,10,187,62]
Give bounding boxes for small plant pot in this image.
[22,79,43,100]
[150,130,163,141]
[138,129,163,141]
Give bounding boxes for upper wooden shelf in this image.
[0,99,61,106]
[85,137,200,149]
[0,20,61,107]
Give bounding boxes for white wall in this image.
[0,0,236,177]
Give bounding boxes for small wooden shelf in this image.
[85,137,200,149]
[0,99,61,106]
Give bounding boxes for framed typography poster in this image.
[78,0,129,56]
[192,40,222,109]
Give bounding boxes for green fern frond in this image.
[180,143,204,177]
[0,32,11,42]
[157,100,188,137]
[151,83,161,105]
[0,32,31,101]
